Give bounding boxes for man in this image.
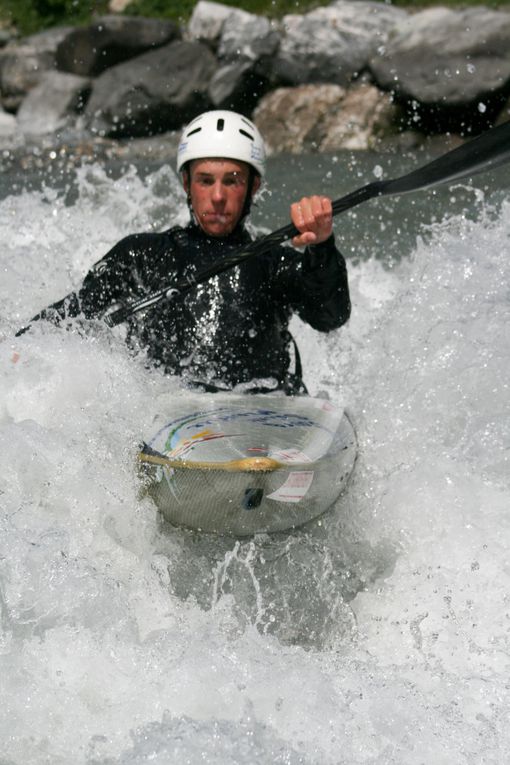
[19,110,350,394]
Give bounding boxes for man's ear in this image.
[251,174,261,197]
[182,172,189,193]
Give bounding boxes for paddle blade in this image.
[331,120,510,217]
[381,120,510,196]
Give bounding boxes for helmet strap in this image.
[240,168,256,221]
[182,164,195,222]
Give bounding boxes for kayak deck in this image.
[140,393,357,536]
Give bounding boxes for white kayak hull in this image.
[140,394,357,536]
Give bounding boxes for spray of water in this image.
[0,162,509,763]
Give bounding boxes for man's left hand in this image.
[290,196,333,248]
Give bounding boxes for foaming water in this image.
[1,161,509,763]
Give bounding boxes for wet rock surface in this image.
[17,71,90,136]
[84,40,217,138]
[0,27,73,111]
[369,6,510,132]
[254,83,401,153]
[56,15,179,77]
[272,1,407,87]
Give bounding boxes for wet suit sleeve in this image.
[272,235,351,332]
[16,235,154,335]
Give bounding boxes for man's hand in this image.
[290,195,333,248]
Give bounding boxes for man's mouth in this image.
[203,213,230,223]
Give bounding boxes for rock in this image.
[208,61,269,113]
[253,82,398,153]
[207,8,279,112]
[254,85,346,153]
[0,29,13,48]
[56,15,179,77]
[16,71,90,136]
[217,9,279,65]
[370,7,510,131]
[495,98,510,126]
[320,83,399,151]
[186,1,236,48]
[85,40,217,138]
[272,0,407,87]
[108,0,133,11]
[0,106,16,139]
[0,27,73,111]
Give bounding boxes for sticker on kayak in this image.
[266,471,314,503]
[149,406,335,457]
[269,448,312,464]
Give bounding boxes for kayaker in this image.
[17,110,351,394]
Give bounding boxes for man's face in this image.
[184,158,259,237]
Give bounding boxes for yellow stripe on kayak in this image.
[138,452,285,473]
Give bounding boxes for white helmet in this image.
[177,110,266,177]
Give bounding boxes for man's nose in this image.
[211,181,226,202]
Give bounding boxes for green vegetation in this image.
[0,0,109,34]
[391,0,509,5]
[0,0,325,32]
[125,0,328,23]
[0,0,509,36]
[125,0,510,19]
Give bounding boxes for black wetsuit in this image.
[23,221,350,392]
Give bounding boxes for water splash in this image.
[0,162,509,763]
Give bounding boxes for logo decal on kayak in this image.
[266,471,315,503]
[148,406,332,457]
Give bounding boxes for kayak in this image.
[140,393,357,536]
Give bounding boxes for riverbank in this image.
[0,0,509,166]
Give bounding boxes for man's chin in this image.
[199,218,236,237]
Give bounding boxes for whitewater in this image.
[0,149,509,764]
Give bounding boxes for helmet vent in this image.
[239,129,254,141]
[216,118,225,131]
[187,127,202,137]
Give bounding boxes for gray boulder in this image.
[208,7,280,112]
[253,82,398,153]
[217,8,279,65]
[0,28,13,48]
[0,105,16,139]
[17,71,90,136]
[85,40,217,137]
[56,15,179,77]
[0,27,73,111]
[186,0,235,48]
[272,1,407,86]
[208,61,269,113]
[370,7,510,129]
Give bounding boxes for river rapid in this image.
[0,147,509,764]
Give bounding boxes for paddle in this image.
[139,449,284,472]
[104,119,510,328]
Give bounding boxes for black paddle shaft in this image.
[105,120,510,328]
